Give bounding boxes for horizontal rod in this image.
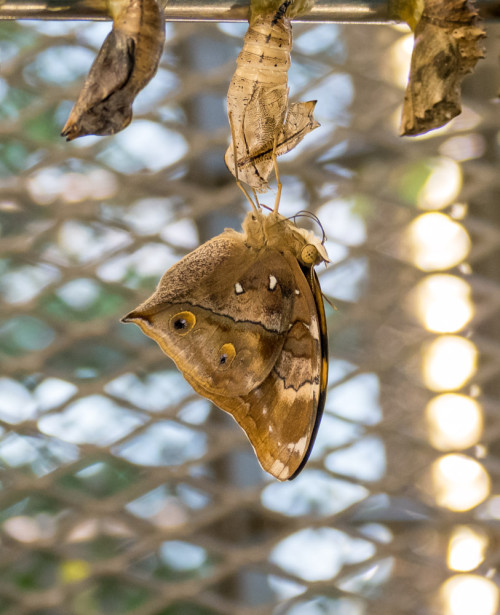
[0,0,498,23]
[0,0,405,24]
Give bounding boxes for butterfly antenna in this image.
[228,112,259,213]
[289,210,327,244]
[272,132,282,213]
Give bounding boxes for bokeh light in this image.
[447,526,488,572]
[417,158,462,210]
[407,213,471,271]
[431,454,490,512]
[440,574,498,615]
[439,134,487,162]
[422,336,477,391]
[412,274,473,333]
[426,394,482,450]
[389,33,413,89]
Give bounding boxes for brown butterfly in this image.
[61,0,165,140]
[122,200,329,480]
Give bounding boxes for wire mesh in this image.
[1,15,500,615]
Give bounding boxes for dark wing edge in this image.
[288,269,328,480]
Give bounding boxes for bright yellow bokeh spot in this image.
[426,394,482,451]
[407,213,471,271]
[60,559,92,584]
[389,34,414,89]
[448,526,488,572]
[422,336,477,392]
[417,158,462,210]
[413,274,473,333]
[432,454,490,512]
[441,574,498,615]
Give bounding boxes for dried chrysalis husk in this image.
[61,0,165,141]
[225,0,319,192]
[400,0,485,136]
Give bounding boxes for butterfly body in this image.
[123,210,328,480]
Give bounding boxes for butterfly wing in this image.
[124,303,286,396]
[289,268,328,478]
[185,254,327,480]
[123,233,297,396]
[123,218,328,481]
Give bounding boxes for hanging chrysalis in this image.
[400,0,485,136]
[225,0,319,192]
[61,0,165,140]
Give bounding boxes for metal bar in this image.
[0,0,498,23]
[0,0,401,24]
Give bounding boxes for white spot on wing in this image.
[269,275,278,291]
[270,459,289,479]
[286,435,308,456]
[235,282,244,294]
[295,289,300,295]
[308,316,320,340]
[295,435,308,457]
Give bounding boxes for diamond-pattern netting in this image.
[1,15,500,615]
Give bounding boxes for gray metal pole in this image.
[0,0,406,23]
[2,0,498,23]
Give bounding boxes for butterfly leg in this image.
[228,112,259,213]
[236,168,259,213]
[252,188,261,209]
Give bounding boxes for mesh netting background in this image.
[1,14,500,615]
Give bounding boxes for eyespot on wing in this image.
[169,311,196,335]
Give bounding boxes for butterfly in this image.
[122,198,329,480]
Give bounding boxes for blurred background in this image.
[1,9,500,615]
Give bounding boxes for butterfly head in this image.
[300,243,320,265]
